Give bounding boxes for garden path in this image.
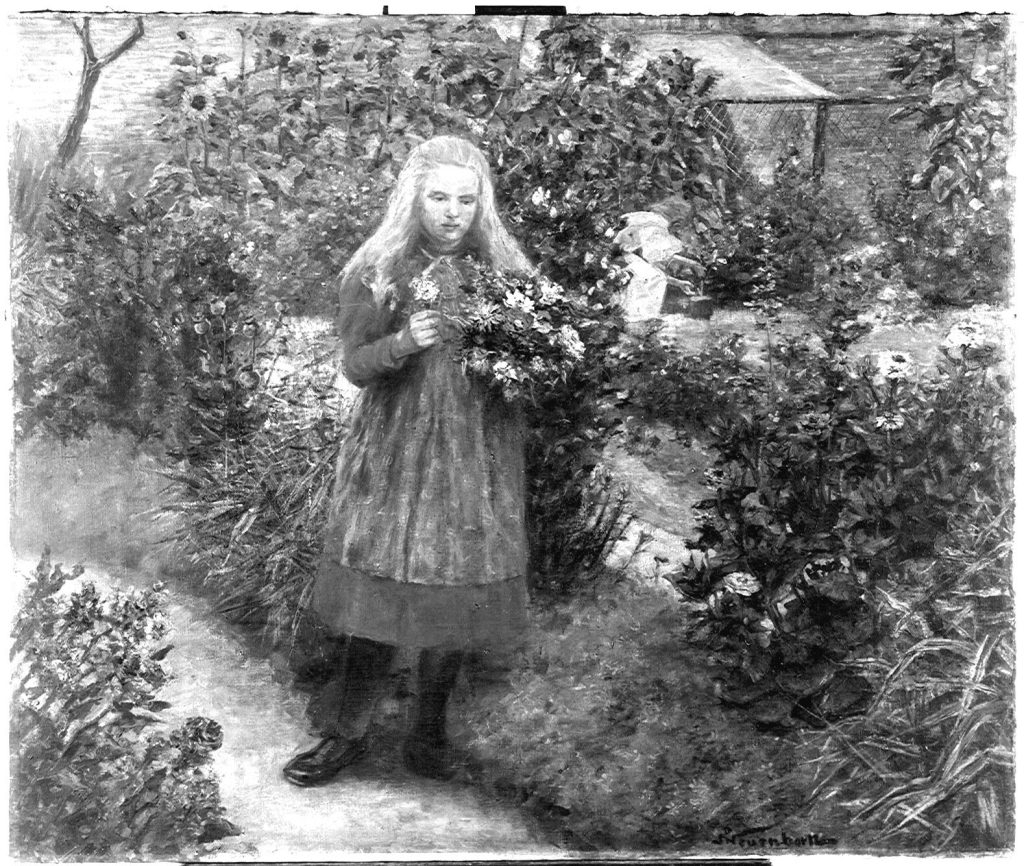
[39,561,558,861]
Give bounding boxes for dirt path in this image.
[44,561,558,860]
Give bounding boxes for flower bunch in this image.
[453,260,586,408]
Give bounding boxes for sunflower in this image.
[181,84,215,122]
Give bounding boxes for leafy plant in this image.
[675,318,1012,725]
[706,150,865,302]
[162,332,342,649]
[9,550,236,859]
[870,17,1012,305]
[807,469,1013,851]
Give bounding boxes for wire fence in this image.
[705,97,926,214]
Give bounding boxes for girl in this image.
[284,136,534,786]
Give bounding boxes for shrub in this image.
[674,312,1012,701]
[161,328,342,648]
[705,150,866,302]
[870,17,1012,306]
[806,508,1013,851]
[9,550,236,860]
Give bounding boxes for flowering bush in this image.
[674,324,1012,715]
[10,550,236,859]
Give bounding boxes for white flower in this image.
[411,275,440,303]
[875,411,906,432]
[503,289,535,313]
[557,129,575,149]
[655,79,671,96]
[723,572,762,597]
[466,348,489,374]
[529,357,548,375]
[944,321,980,351]
[537,278,566,305]
[492,359,517,382]
[604,226,616,238]
[549,206,559,219]
[558,324,585,360]
[531,187,551,208]
[875,350,914,382]
[473,301,502,330]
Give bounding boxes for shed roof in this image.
[625,31,837,101]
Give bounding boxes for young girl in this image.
[283,136,534,786]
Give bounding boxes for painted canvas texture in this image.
[7,6,1015,861]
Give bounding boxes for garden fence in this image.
[705,96,925,213]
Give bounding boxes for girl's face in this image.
[418,164,479,252]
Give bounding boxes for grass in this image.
[451,577,816,851]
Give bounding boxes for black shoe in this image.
[283,736,368,787]
[402,730,456,781]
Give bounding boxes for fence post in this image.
[812,100,829,184]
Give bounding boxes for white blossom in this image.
[531,187,551,208]
[723,572,762,597]
[875,350,915,382]
[411,275,440,303]
[875,411,906,432]
[538,278,566,305]
[558,324,585,360]
[503,289,535,313]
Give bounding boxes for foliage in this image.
[705,150,865,301]
[457,583,798,850]
[870,17,1012,305]
[12,184,286,448]
[9,550,235,860]
[807,502,1014,851]
[162,328,342,647]
[673,314,1012,707]
[15,15,736,593]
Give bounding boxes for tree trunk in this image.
[52,16,145,172]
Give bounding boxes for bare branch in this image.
[96,17,145,71]
[70,16,97,64]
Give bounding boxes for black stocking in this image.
[411,648,463,742]
[306,636,397,739]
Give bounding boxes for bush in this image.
[806,504,1014,851]
[870,18,1012,306]
[9,550,236,860]
[676,318,1012,695]
[162,325,342,645]
[705,150,866,302]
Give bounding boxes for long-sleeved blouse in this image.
[310,246,529,650]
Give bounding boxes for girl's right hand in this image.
[398,310,444,354]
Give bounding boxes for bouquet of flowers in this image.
[441,260,588,408]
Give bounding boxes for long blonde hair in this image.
[342,136,533,305]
